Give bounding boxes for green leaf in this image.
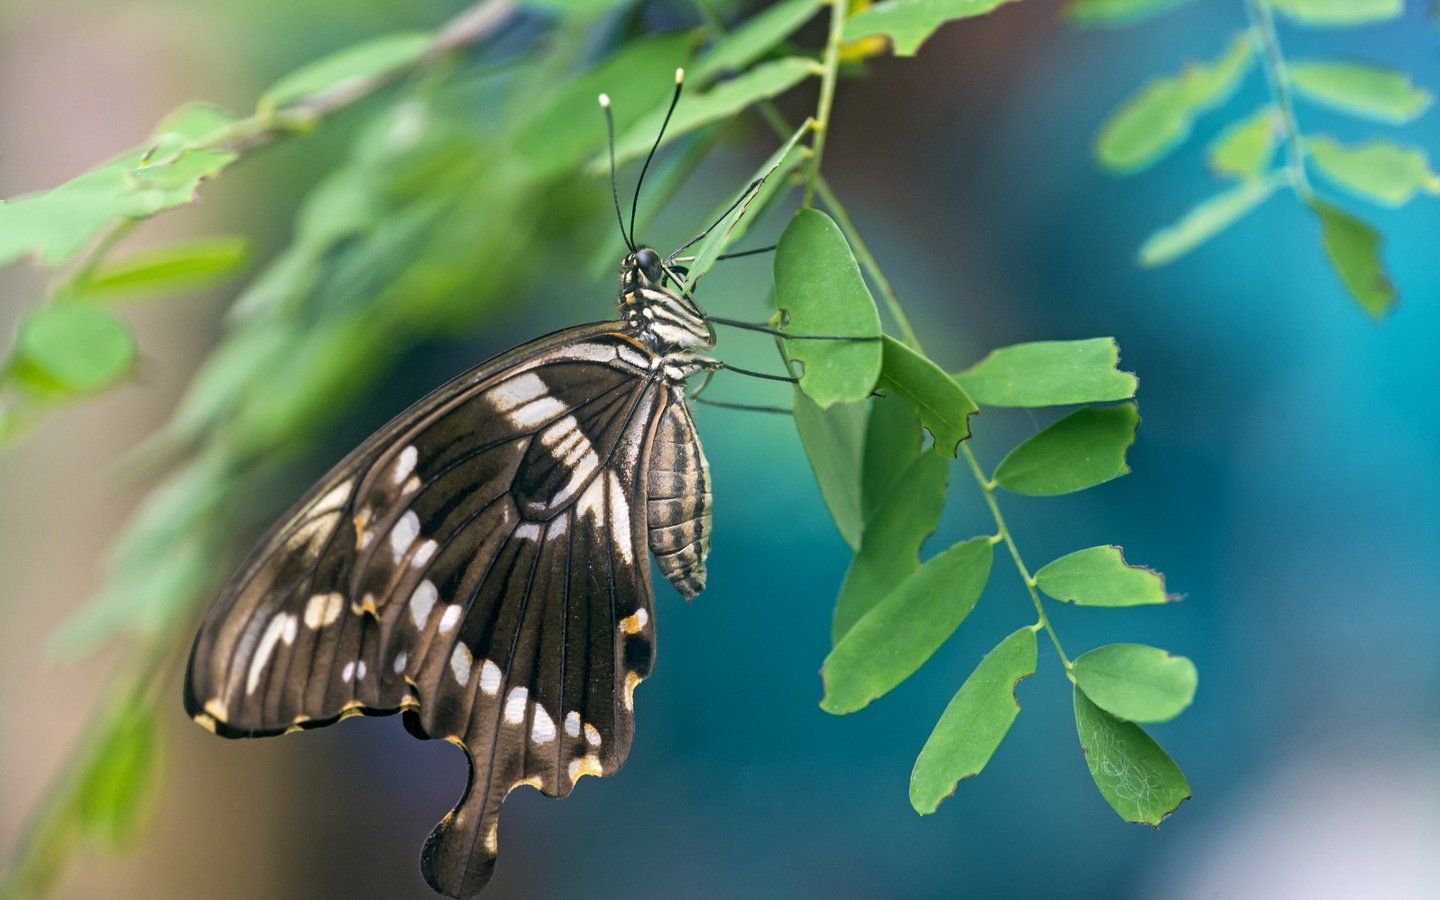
[774,208,884,407]
[910,627,1037,814]
[832,450,949,642]
[685,121,810,287]
[861,391,924,524]
[1306,136,1440,207]
[1094,33,1255,173]
[1265,0,1402,27]
[1073,644,1198,723]
[259,32,432,113]
[74,702,160,846]
[1306,197,1395,317]
[15,304,136,393]
[793,389,867,550]
[1074,686,1191,825]
[1288,60,1433,123]
[992,404,1138,496]
[146,102,238,160]
[0,155,220,268]
[845,0,1023,57]
[876,337,976,456]
[694,0,825,82]
[821,536,994,714]
[955,338,1137,409]
[518,0,636,13]
[606,57,818,168]
[1137,176,1282,267]
[1063,0,1196,27]
[513,33,692,178]
[1035,545,1173,607]
[74,236,249,299]
[1207,106,1280,179]
[0,687,162,897]
[0,103,239,269]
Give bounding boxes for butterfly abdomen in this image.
[645,398,711,600]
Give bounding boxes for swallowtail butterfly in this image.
[185,243,717,897]
[186,80,736,898]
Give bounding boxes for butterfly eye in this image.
[634,247,663,282]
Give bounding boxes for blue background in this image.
[2,1,1438,897]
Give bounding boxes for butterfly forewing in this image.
[185,323,681,898]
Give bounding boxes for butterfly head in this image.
[620,246,668,291]
[618,246,714,352]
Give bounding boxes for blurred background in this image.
[3,0,1439,898]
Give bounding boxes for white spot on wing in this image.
[531,705,556,744]
[311,480,353,516]
[411,539,438,568]
[393,651,409,674]
[486,373,568,428]
[608,473,633,564]
[504,687,528,724]
[392,445,418,484]
[620,607,648,635]
[341,661,356,683]
[246,613,298,695]
[356,661,368,680]
[537,416,599,503]
[438,604,462,634]
[577,473,632,565]
[577,477,605,522]
[484,822,498,854]
[584,723,602,747]
[568,753,604,783]
[514,522,542,542]
[450,644,472,684]
[480,659,502,696]
[304,592,344,629]
[410,580,438,629]
[391,510,420,562]
[484,373,546,413]
[564,711,581,738]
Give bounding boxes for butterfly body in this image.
[185,249,715,897]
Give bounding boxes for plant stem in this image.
[810,179,924,350]
[794,129,1071,667]
[804,0,848,207]
[754,101,922,349]
[59,218,138,296]
[1244,0,1312,198]
[961,446,1072,669]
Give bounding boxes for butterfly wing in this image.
[185,323,675,898]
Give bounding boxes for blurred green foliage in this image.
[1,0,1198,894]
[1078,0,1428,316]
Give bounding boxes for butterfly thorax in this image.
[618,247,715,356]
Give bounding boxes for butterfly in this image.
[183,239,719,897]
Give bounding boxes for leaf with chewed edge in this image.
[1074,686,1191,825]
[993,404,1138,496]
[956,338,1136,408]
[910,627,1036,814]
[1036,545,1173,607]
[877,336,976,456]
[845,0,1022,57]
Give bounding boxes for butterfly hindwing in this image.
[184,324,677,897]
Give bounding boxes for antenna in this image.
[599,93,636,252]
[629,68,685,247]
